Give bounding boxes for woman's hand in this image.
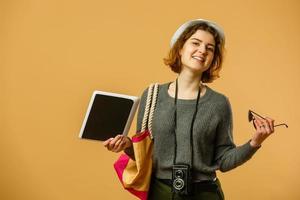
[103,134,132,153]
[250,116,275,147]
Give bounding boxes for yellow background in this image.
[1,0,300,199]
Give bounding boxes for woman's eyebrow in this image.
[191,38,215,47]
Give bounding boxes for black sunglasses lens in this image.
[248,110,254,122]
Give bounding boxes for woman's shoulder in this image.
[205,87,232,118]
[206,86,230,105]
[139,82,169,98]
[140,82,170,93]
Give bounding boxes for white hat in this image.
[170,19,225,48]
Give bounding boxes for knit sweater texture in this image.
[136,82,260,181]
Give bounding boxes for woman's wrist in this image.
[123,138,135,160]
[250,139,261,148]
[124,136,133,149]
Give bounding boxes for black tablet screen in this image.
[82,94,134,141]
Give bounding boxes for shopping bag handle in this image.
[140,83,159,139]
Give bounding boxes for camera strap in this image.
[173,78,201,169]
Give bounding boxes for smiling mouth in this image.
[192,56,205,62]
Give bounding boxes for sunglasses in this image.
[248,110,288,129]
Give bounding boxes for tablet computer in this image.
[79,90,140,141]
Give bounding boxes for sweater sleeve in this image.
[214,96,260,172]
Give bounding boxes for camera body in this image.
[172,164,192,195]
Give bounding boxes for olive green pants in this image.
[148,178,224,200]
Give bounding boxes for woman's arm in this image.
[214,97,274,172]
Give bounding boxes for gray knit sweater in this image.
[135,82,260,181]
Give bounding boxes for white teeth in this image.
[192,56,204,61]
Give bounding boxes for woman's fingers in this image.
[105,135,122,151]
[254,117,270,132]
[115,135,124,146]
[103,138,114,147]
[254,117,264,131]
[103,136,118,150]
[255,117,275,134]
[265,117,275,132]
[262,119,271,133]
[251,116,276,147]
[113,138,126,152]
[104,135,128,152]
[103,135,132,153]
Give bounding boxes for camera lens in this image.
[175,170,184,178]
[173,178,185,190]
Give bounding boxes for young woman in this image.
[103,19,275,200]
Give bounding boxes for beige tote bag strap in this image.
[148,83,158,139]
[140,83,159,139]
[141,84,154,133]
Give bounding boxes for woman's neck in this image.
[177,73,201,92]
[169,71,205,99]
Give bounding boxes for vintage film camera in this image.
[172,164,192,195]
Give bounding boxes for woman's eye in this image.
[192,42,199,45]
[207,47,214,52]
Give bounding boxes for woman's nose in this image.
[197,44,207,54]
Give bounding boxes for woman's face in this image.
[179,29,215,75]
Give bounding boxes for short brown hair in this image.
[163,23,225,83]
